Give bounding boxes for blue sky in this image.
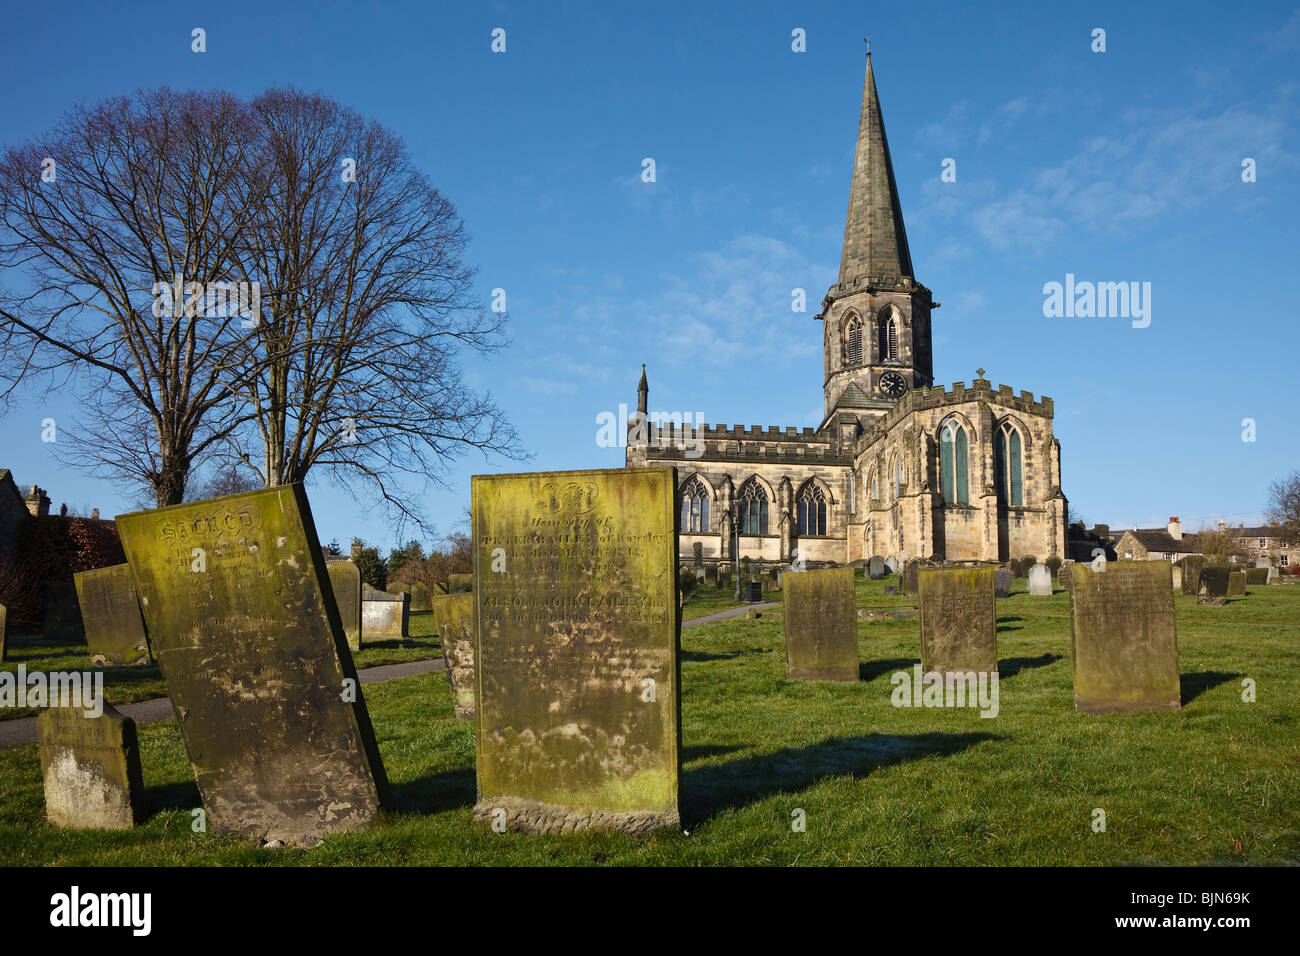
[1,0,1297,549]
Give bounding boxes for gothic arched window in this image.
[845,315,863,366]
[679,475,711,532]
[994,422,1023,507]
[939,420,969,505]
[796,482,828,536]
[737,479,769,535]
[893,456,904,500]
[878,310,899,361]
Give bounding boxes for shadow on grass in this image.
[859,657,920,682]
[144,779,202,816]
[1180,670,1242,706]
[682,650,745,663]
[390,769,476,814]
[357,639,436,651]
[682,731,996,825]
[998,654,1062,678]
[682,743,747,763]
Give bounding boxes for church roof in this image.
[836,382,873,408]
[838,55,913,286]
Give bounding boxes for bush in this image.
[1021,555,1037,569]
[678,567,698,597]
[1046,555,1063,577]
[351,538,387,591]
[1007,559,1022,577]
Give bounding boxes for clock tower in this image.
[818,54,935,432]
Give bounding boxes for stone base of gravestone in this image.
[37,703,145,830]
[1027,564,1052,596]
[410,581,432,612]
[432,592,475,719]
[994,568,1012,598]
[74,564,152,667]
[448,573,473,594]
[42,581,84,642]
[326,558,363,650]
[918,566,998,674]
[783,568,858,682]
[1068,562,1180,713]
[1178,556,1205,596]
[362,589,410,639]
[868,556,885,580]
[1197,565,1230,606]
[1227,571,1247,596]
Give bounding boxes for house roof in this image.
[1119,528,1199,553]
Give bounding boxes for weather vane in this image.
[864,37,870,55]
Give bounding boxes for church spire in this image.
[636,363,648,415]
[838,53,913,285]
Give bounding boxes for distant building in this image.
[1114,516,1202,562]
[1217,519,1296,568]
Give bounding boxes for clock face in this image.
[879,371,908,398]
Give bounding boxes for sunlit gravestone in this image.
[362,588,409,639]
[1067,562,1180,713]
[432,592,476,719]
[116,485,390,846]
[918,566,998,675]
[1197,565,1230,606]
[783,568,859,681]
[325,558,362,650]
[37,703,145,830]
[1227,571,1247,596]
[74,563,152,666]
[472,468,680,834]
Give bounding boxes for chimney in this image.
[91,508,100,520]
[1218,518,1225,532]
[1167,516,1181,541]
[23,484,50,517]
[59,503,67,517]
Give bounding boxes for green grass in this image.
[2,579,1297,866]
[0,612,441,721]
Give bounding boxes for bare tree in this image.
[1265,471,1300,543]
[1193,525,1242,563]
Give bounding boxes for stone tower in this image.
[818,54,936,434]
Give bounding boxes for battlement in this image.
[856,379,1055,450]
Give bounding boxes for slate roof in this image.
[1119,528,1199,554]
[836,382,873,408]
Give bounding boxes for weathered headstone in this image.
[1067,562,1180,713]
[1171,565,1182,591]
[42,581,84,642]
[410,581,432,612]
[448,573,473,594]
[704,565,717,585]
[472,468,679,834]
[362,588,410,639]
[1177,556,1204,596]
[326,558,362,650]
[1028,563,1052,596]
[1227,570,1247,596]
[692,541,703,567]
[432,592,476,719]
[918,566,997,674]
[1196,565,1230,606]
[884,556,899,574]
[1245,568,1267,586]
[74,564,152,667]
[868,556,885,580]
[994,568,1012,598]
[37,702,145,830]
[1059,560,1073,590]
[782,568,858,682]
[902,560,920,598]
[116,485,390,846]
[746,581,763,602]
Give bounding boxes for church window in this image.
[893,456,904,500]
[994,422,1023,507]
[737,479,769,535]
[845,316,863,366]
[848,471,855,514]
[939,420,969,505]
[679,475,710,533]
[796,482,828,536]
[878,310,899,361]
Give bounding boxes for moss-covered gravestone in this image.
[1177,555,1204,596]
[432,592,476,719]
[1227,571,1247,596]
[74,564,152,667]
[448,573,473,594]
[1197,565,1230,606]
[410,581,432,612]
[362,588,409,639]
[994,568,1012,598]
[918,566,997,674]
[37,703,144,830]
[472,467,680,834]
[1067,562,1180,713]
[1246,568,1268,586]
[115,485,390,847]
[42,581,84,642]
[782,568,858,681]
[902,560,920,598]
[326,558,362,650]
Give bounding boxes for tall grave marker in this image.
[433,592,476,719]
[326,558,362,650]
[918,567,998,674]
[783,568,858,682]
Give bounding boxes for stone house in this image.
[1219,520,1297,568]
[1113,517,1202,563]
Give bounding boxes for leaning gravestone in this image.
[362,588,409,639]
[116,485,390,846]
[42,581,84,642]
[918,566,997,674]
[1227,570,1247,596]
[1178,556,1204,596]
[868,556,885,580]
[326,558,362,650]
[448,573,473,594]
[783,568,858,682]
[1067,562,1180,713]
[472,468,679,834]
[74,564,152,667]
[1196,565,1230,606]
[994,568,1012,599]
[1028,563,1052,596]
[432,592,476,719]
[37,703,145,830]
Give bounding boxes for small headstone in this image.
[410,581,432,611]
[116,485,390,846]
[746,581,763,603]
[918,566,997,674]
[448,573,473,594]
[704,565,718,585]
[42,581,84,642]
[472,468,679,834]
[782,568,858,682]
[1227,570,1247,596]
[692,542,703,567]
[902,560,920,598]
[868,556,885,580]
[362,589,410,639]
[432,592,476,719]
[1028,564,1052,596]
[883,585,897,594]
[74,564,152,667]
[1177,556,1205,596]
[1246,568,1268,586]
[1196,565,1230,606]
[37,702,144,830]
[1171,566,1182,591]
[994,568,1012,599]
[884,556,899,574]
[1067,562,1180,713]
[326,558,362,650]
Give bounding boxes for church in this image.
[626,55,1069,569]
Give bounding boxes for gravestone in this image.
[1171,565,1182,591]
[432,592,476,719]
[1246,568,1268,586]
[472,468,679,834]
[704,565,718,585]
[42,581,83,642]
[410,581,432,612]
[37,703,145,830]
[362,588,409,639]
[1067,562,1180,713]
[884,556,899,574]
[918,566,997,674]
[884,585,897,594]
[782,568,858,682]
[902,560,920,598]
[1177,556,1204,596]
[116,485,390,846]
[1196,565,1230,606]
[448,573,473,594]
[746,581,763,602]
[1059,560,1073,590]
[1227,570,1247,596]
[1028,563,1052,596]
[326,558,362,650]
[74,564,152,667]
[868,556,885,580]
[994,568,1012,598]
[692,542,703,567]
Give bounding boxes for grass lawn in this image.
[1,576,1296,865]
[681,582,778,621]
[0,612,442,722]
